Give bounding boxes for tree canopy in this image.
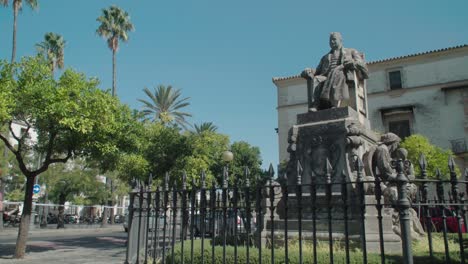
[0,56,136,257]
[400,134,460,179]
[0,57,128,178]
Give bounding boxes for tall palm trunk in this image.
[14,176,35,258]
[112,48,116,97]
[11,2,19,63]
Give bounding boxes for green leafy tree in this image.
[0,57,130,258]
[96,5,134,97]
[3,0,39,63]
[173,130,229,187]
[400,134,460,179]
[228,141,263,186]
[139,85,192,129]
[35,32,66,76]
[113,122,191,189]
[144,123,191,180]
[40,161,100,228]
[194,122,217,134]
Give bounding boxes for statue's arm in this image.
[350,49,369,79]
[314,56,326,76]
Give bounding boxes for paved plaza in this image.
[0,226,126,264]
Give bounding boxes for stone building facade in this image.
[274,45,468,171]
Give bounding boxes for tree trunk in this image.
[57,194,66,229]
[101,206,108,227]
[39,191,48,228]
[109,199,115,225]
[0,177,4,230]
[11,3,18,63]
[0,142,9,230]
[112,48,116,97]
[14,176,35,258]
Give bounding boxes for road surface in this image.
[0,227,127,264]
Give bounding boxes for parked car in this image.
[226,211,256,235]
[3,208,21,227]
[421,207,466,233]
[123,214,129,232]
[192,214,213,237]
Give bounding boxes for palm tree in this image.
[8,0,38,63]
[194,122,218,134]
[35,32,65,76]
[138,85,192,129]
[96,5,134,97]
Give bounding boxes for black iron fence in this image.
[125,156,468,264]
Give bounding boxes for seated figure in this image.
[301,32,369,111]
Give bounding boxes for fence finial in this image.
[268,163,275,179]
[244,166,250,187]
[223,166,228,188]
[325,158,333,184]
[201,170,206,188]
[182,171,187,190]
[418,153,427,171]
[148,173,153,190]
[296,160,303,185]
[448,156,456,173]
[164,172,169,191]
[436,168,442,180]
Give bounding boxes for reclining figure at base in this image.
[369,133,425,240]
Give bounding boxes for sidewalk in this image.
[0,224,124,237]
[0,227,126,263]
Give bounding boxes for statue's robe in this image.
[314,48,369,103]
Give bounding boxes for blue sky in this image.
[0,0,467,170]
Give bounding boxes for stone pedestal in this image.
[260,107,402,253]
[285,107,377,192]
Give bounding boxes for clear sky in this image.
[0,0,467,170]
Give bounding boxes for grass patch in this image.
[162,234,467,263]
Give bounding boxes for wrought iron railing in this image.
[125,156,467,264]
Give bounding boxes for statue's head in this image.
[329,32,343,50]
[380,133,401,152]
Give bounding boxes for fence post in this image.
[325,159,334,264]
[355,156,367,264]
[124,191,136,264]
[419,154,433,260]
[449,157,465,264]
[395,159,413,264]
[243,167,252,264]
[436,169,451,263]
[296,160,303,264]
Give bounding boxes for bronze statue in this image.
[301,32,369,111]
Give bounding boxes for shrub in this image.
[401,134,460,179]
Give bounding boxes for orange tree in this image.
[0,57,134,258]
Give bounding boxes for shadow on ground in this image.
[0,232,126,260]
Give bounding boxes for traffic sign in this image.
[33,184,41,194]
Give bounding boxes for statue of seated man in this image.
[301,32,369,111]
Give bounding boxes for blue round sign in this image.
[33,184,41,194]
